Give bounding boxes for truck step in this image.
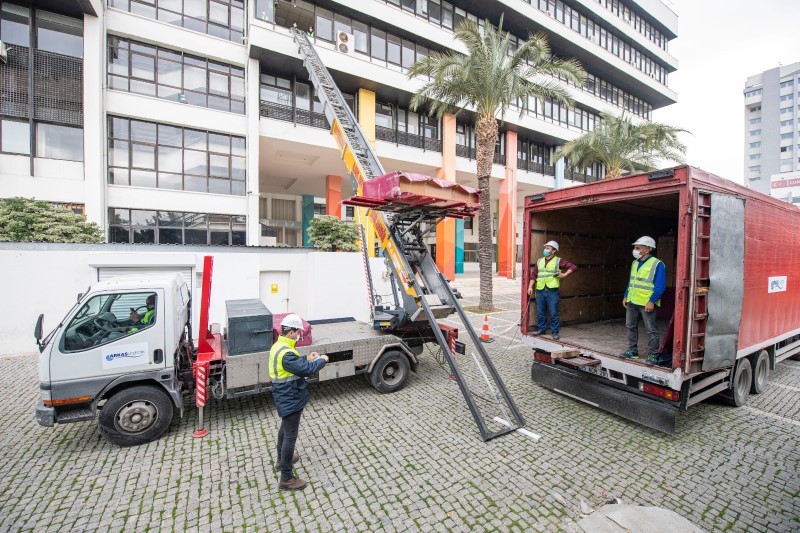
[55,407,95,423]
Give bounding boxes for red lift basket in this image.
[343,171,481,218]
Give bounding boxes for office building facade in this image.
[744,62,800,197]
[0,0,678,277]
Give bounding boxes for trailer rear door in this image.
[686,191,745,373]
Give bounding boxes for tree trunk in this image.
[475,115,498,311]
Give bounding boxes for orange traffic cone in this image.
[480,315,494,343]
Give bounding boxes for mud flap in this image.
[532,362,678,435]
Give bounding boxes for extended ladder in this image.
[291,28,525,441]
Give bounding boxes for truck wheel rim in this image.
[382,362,402,385]
[115,401,158,434]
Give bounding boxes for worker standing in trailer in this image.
[528,241,576,340]
[622,236,666,364]
[269,314,329,491]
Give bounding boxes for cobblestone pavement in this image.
[1,269,798,532]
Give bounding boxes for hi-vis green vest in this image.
[269,336,301,383]
[628,256,663,307]
[128,308,155,333]
[536,256,561,290]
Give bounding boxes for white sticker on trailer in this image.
[101,342,148,370]
[768,276,787,293]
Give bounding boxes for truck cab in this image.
[35,274,190,445]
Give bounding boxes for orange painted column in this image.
[326,174,342,218]
[497,131,518,279]
[435,114,457,281]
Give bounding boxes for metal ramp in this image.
[291,28,525,441]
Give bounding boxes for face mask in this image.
[632,250,642,260]
[543,249,551,257]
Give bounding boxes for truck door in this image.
[50,289,167,384]
[686,191,745,373]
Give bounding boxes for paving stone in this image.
[0,273,798,532]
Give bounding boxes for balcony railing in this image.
[456,144,475,159]
[376,125,442,153]
[517,159,556,176]
[259,101,329,129]
[565,169,601,183]
[493,152,505,165]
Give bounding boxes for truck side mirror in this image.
[34,314,44,342]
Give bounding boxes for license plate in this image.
[579,365,608,378]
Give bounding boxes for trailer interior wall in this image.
[0,244,391,355]
[523,193,681,361]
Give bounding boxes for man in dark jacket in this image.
[268,314,328,491]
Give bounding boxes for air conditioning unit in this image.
[0,41,8,64]
[335,31,354,56]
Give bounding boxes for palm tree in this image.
[556,112,687,180]
[408,16,585,311]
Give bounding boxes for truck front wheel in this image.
[370,350,410,393]
[721,358,752,407]
[99,385,174,446]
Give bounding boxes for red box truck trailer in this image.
[522,166,800,433]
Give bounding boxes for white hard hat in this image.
[544,240,559,251]
[632,236,656,248]
[281,314,304,330]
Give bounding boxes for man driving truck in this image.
[127,294,156,333]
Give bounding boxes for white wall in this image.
[0,244,388,355]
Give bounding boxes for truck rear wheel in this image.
[98,385,174,446]
[749,350,769,394]
[721,358,752,407]
[370,350,410,394]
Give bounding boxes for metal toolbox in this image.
[225,299,272,356]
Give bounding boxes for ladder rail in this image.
[291,27,526,440]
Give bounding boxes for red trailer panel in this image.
[522,166,800,433]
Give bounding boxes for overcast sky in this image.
[652,0,800,184]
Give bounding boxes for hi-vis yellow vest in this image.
[628,256,663,307]
[536,256,561,290]
[268,336,301,383]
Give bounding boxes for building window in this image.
[749,118,761,125]
[107,36,245,114]
[781,132,794,140]
[780,120,792,127]
[749,141,761,148]
[780,106,792,114]
[749,105,761,112]
[750,130,761,136]
[108,116,246,196]
[749,154,760,160]
[780,80,794,88]
[780,146,793,153]
[37,123,83,161]
[748,165,760,172]
[107,0,245,43]
[108,208,246,245]
[1,5,84,160]
[744,88,762,98]
[780,94,794,101]
[0,119,30,155]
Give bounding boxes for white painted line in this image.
[771,383,800,393]
[554,388,600,408]
[742,406,800,429]
[494,417,541,441]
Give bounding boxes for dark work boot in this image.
[278,477,308,491]
[274,451,300,472]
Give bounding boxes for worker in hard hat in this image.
[528,240,577,341]
[622,236,666,364]
[268,314,329,491]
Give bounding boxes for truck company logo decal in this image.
[768,276,787,293]
[101,342,149,370]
